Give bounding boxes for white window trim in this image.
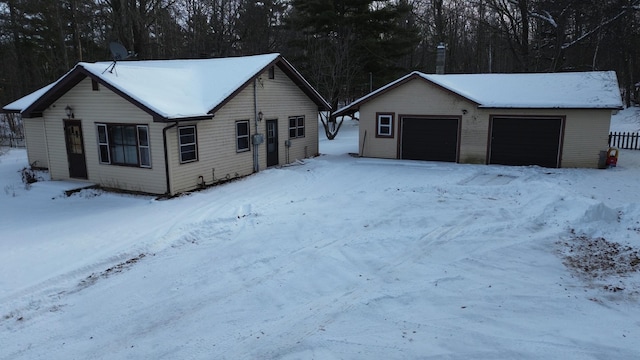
[96,123,151,167]
[97,124,110,164]
[236,120,250,152]
[137,125,151,168]
[377,114,393,137]
[178,125,198,163]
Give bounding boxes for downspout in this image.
[163,122,178,196]
[253,78,260,173]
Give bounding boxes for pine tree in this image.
[286,0,419,139]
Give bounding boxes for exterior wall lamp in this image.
[258,111,263,121]
[65,105,74,118]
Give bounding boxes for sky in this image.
[0,108,639,359]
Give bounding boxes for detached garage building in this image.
[334,71,623,168]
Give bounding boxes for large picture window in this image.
[236,120,250,152]
[97,123,151,168]
[289,116,305,138]
[178,126,198,163]
[376,113,394,138]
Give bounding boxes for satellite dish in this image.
[104,42,135,74]
[109,42,132,61]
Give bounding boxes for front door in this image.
[64,120,88,179]
[266,119,279,167]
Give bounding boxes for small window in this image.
[92,79,99,91]
[97,124,110,163]
[376,113,394,138]
[236,120,250,152]
[289,116,305,139]
[96,123,150,167]
[137,125,151,167]
[179,126,198,163]
[268,66,275,79]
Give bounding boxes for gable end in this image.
[209,56,331,115]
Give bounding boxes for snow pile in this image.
[0,112,639,359]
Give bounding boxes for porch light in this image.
[258,111,263,121]
[65,105,73,118]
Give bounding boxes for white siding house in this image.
[3,54,330,195]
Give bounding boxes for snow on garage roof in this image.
[335,70,623,116]
[4,54,330,120]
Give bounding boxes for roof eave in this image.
[20,64,167,120]
[21,66,86,118]
[159,114,215,122]
[334,71,483,117]
[0,108,21,114]
[478,105,625,110]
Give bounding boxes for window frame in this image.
[376,113,394,138]
[288,115,305,139]
[97,124,110,164]
[178,125,198,164]
[236,120,251,152]
[96,123,151,168]
[137,125,151,168]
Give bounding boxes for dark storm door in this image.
[266,119,279,167]
[489,117,563,168]
[64,120,88,179]
[400,117,459,162]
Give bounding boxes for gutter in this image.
[253,78,260,173]
[162,122,179,196]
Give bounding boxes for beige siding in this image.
[259,65,319,165]
[561,109,612,167]
[358,78,612,168]
[167,65,320,195]
[359,78,482,161]
[43,78,167,194]
[23,117,49,168]
[480,108,611,168]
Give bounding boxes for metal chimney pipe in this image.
[436,43,446,74]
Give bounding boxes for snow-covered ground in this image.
[1,109,639,359]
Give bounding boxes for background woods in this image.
[1,0,639,113]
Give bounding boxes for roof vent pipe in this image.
[436,43,446,75]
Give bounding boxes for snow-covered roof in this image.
[84,54,280,119]
[335,70,623,115]
[3,83,57,112]
[3,54,330,120]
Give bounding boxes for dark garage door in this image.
[489,117,563,168]
[400,117,459,162]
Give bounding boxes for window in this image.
[179,126,197,163]
[289,116,305,138]
[376,113,394,138]
[96,123,151,167]
[236,120,250,152]
[137,125,151,167]
[268,66,275,79]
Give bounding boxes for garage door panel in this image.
[401,117,458,162]
[490,117,562,168]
